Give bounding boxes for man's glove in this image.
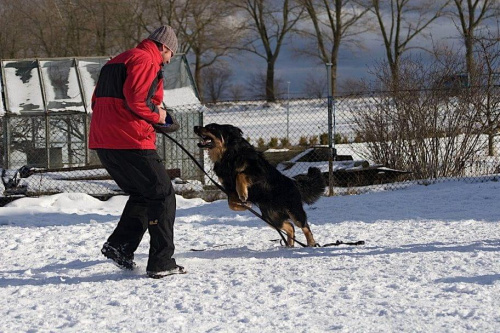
[155,107,180,133]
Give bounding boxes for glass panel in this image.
[49,114,87,166]
[7,115,46,168]
[164,56,190,89]
[2,60,44,114]
[163,55,200,107]
[77,57,109,112]
[40,59,85,113]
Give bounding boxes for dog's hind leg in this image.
[281,221,295,247]
[288,209,317,247]
[300,224,317,247]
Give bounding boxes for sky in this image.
[0,179,499,332]
[232,8,496,96]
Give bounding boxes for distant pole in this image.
[287,81,290,141]
[326,63,334,196]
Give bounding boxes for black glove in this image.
[155,108,180,133]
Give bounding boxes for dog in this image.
[194,123,326,247]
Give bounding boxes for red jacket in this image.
[89,39,164,150]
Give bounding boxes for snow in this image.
[1,58,200,115]
[2,60,45,114]
[78,59,109,111]
[1,180,499,332]
[164,86,201,108]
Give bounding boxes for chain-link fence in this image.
[0,55,202,202]
[1,87,500,202]
[0,106,203,199]
[203,87,500,193]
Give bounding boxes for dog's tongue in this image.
[198,139,212,148]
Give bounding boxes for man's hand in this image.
[157,106,167,124]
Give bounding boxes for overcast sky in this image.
[230,11,495,97]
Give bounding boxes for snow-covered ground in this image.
[0,180,499,332]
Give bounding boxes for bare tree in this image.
[470,29,500,156]
[202,63,233,103]
[338,77,368,94]
[298,0,371,95]
[174,0,244,100]
[229,0,304,102]
[10,0,133,57]
[139,0,178,29]
[102,0,149,54]
[450,0,500,76]
[370,0,450,84]
[0,0,24,58]
[302,73,327,98]
[56,0,105,56]
[353,54,487,179]
[247,71,288,100]
[14,0,68,57]
[228,84,246,101]
[139,0,185,49]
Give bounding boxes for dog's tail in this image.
[294,167,326,204]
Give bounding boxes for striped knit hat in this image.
[148,25,178,54]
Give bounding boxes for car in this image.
[275,146,410,187]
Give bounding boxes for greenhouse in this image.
[0,55,204,186]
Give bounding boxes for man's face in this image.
[161,45,174,64]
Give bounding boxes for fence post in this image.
[287,81,290,140]
[74,58,90,165]
[326,63,335,196]
[2,116,10,168]
[1,63,10,168]
[36,59,51,169]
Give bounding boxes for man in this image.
[89,25,185,279]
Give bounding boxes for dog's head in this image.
[194,123,244,162]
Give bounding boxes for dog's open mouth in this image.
[197,135,214,149]
[194,126,216,149]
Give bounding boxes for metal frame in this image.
[0,55,202,172]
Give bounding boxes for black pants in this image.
[96,149,177,272]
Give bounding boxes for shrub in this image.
[280,137,290,148]
[268,137,279,148]
[257,138,266,149]
[299,136,309,146]
[320,133,328,145]
[334,133,344,144]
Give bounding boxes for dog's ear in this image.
[230,126,243,138]
[222,124,243,141]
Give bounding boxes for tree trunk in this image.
[266,60,275,102]
[194,53,204,102]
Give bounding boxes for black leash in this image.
[322,240,365,246]
[273,239,365,247]
[156,127,365,249]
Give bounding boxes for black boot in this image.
[101,242,137,270]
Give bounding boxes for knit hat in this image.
[148,25,178,54]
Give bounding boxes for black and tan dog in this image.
[194,123,326,247]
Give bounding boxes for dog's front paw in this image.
[228,194,249,211]
[238,193,248,204]
[239,201,251,209]
[229,201,249,211]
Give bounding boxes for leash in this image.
[155,127,365,248]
